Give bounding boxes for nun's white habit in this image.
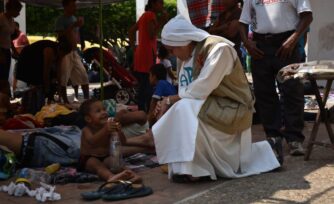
[152,15,280,179]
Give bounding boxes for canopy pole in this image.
[99,0,104,100]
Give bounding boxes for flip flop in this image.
[80,181,126,201]
[102,181,153,201]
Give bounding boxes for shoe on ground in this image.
[267,137,284,165]
[289,141,305,156]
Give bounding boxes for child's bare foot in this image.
[108,170,142,183]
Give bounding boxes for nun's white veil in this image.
[161,15,210,46]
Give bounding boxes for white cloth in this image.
[161,15,210,46]
[152,33,280,179]
[240,0,312,34]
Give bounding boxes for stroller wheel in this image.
[115,89,130,104]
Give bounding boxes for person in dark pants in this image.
[128,0,168,112]
[239,0,313,162]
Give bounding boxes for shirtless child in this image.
[79,99,140,182]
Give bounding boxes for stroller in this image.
[83,47,138,104]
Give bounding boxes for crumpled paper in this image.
[0,181,61,202]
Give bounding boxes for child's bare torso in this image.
[80,127,110,157]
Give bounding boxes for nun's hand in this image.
[155,99,169,120]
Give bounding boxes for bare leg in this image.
[0,130,23,156]
[72,85,79,100]
[85,157,114,181]
[59,86,69,104]
[81,84,89,100]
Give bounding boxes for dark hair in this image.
[150,63,167,80]
[158,46,169,59]
[79,98,100,117]
[145,0,161,11]
[62,0,76,7]
[5,0,22,11]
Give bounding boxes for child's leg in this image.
[85,157,114,181]
[103,157,142,183]
[0,130,23,156]
[116,110,147,126]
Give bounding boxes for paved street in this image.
[1,122,334,203]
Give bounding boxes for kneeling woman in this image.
[125,15,280,182]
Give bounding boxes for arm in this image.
[148,10,169,39]
[148,18,158,40]
[128,23,138,50]
[239,22,264,59]
[11,41,19,59]
[82,124,111,145]
[148,98,158,126]
[181,44,237,100]
[276,12,313,59]
[56,17,83,49]
[154,94,180,120]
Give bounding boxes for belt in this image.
[253,30,295,42]
[20,132,70,167]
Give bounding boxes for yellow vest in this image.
[193,36,255,134]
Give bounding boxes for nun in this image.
[126,15,280,182]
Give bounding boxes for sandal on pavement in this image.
[80,180,126,201]
[102,181,153,201]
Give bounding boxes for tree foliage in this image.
[25,0,177,47]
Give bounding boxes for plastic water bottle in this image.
[16,168,51,184]
[109,118,123,173]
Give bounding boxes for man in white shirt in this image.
[239,0,313,160]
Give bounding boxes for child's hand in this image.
[107,118,122,132]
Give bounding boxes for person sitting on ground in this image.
[119,15,280,183]
[157,46,176,85]
[79,99,140,183]
[147,64,177,126]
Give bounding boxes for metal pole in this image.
[99,0,104,100]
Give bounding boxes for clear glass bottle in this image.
[109,118,123,174]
